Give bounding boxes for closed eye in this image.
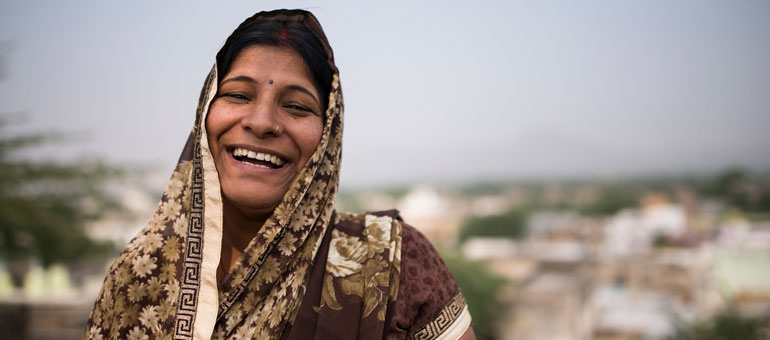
[221,93,250,102]
[284,103,318,116]
[285,104,310,111]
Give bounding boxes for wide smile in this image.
[229,146,287,170]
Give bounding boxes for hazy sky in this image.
[1,0,769,187]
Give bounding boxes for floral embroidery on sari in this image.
[319,214,402,321]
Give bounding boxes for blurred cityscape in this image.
[339,171,770,339]
[2,163,769,339]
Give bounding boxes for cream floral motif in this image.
[160,262,175,281]
[127,326,148,340]
[146,276,163,299]
[138,305,159,329]
[127,281,146,302]
[127,233,145,252]
[164,278,179,303]
[165,178,185,201]
[225,310,243,334]
[159,299,174,320]
[327,229,368,277]
[289,210,309,232]
[113,264,130,287]
[307,180,327,201]
[318,214,402,320]
[158,199,181,222]
[161,235,181,261]
[319,159,335,176]
[172,213,187,236]
[278,232,298,256]
[148,218,165,233]
[141,232,163,253]
[272,202,294,227]
[131,254,157,278]
[364,215,392,255]
[164,160,190,199]
[87,326,104,340]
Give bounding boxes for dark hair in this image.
[216,19,333,111]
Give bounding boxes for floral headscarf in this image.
[84,9,397,340]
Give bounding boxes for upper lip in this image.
[226,144,291,163]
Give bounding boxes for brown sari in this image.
[84,9,470,340]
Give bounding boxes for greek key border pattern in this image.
[409,290,467,340]
[173,69,215,340]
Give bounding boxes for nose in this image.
[240,97,283,138]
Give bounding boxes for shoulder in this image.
[386,221,470,340]
[329,210,472,339]
[330,211,458,302]
[399,222,458,302]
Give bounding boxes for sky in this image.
[1,0,769,188]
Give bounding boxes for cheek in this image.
[296,119,324,158]
[204,105,229,163]
[204,104,235,146]
[205,104,224,137]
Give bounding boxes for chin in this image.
[223,187,283,215]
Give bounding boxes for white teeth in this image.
[231,147,285,167]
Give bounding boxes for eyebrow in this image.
[219,76,321,107]
[286,84,321,108]
[219,75,257,86]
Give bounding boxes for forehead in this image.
[225,45,313,84]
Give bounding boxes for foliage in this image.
[443,255,508,340]
[576,185,638,216]
[661,307,770,340]
[0,115,120,268]
[708,168,770,213]
[458,208,528,243]
[458,180,515,196]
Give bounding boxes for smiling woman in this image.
[85,9,474,340]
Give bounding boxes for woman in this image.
[85,9,474,340]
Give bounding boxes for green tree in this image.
[443,255,508,340]
[0,115,120,286]
[662,307,770,340]
[577,186,638,216]
[458,208,528,243]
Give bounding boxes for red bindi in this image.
[278,29,290,43]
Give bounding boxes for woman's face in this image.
[206,45,324,218]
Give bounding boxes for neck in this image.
[218,197,270,283]
[222,199,268,249]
